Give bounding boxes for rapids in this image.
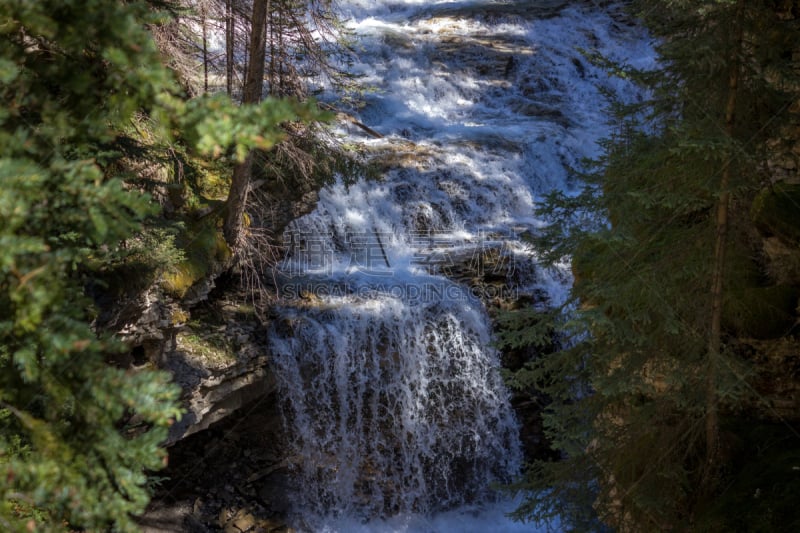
[266,1,654,530]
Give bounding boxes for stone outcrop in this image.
[98,139,327,445]
[139,394,294,532]
[162,306,275,445]
[102,274,276,445]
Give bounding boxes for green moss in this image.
[177,330,236,367]
[232,303,256,319]
[162,218,231,299]
[170,308,189,326]
[194,159,230,200]
[751,182,800,246]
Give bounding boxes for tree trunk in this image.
[223,0,269,249]
[278,2,284,94]
[225,0,234,96]
[704,0,744,491]
[241,0,267,104]
[268,3,276,94]
[202,1,208,93]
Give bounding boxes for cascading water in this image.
[266,1,654,530]
[269,288,520,518]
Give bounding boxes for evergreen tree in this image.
[0,2,183,530]
[221,0,356,250]
[0,1,317,529]
[503,1,800,530]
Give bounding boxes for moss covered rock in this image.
[162,218,232,299]
[751,182,800,246]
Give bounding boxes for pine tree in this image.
[222,0,358,253]
[0,2,184,529]
[0,1,318,529]
[503,1,800,530]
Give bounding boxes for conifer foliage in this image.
[0,0,318,530]
[504,1,800,530]
[0,2,184,530]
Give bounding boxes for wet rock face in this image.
[410,0,572,22]
[161,297,277,445]
[139,395,296,533]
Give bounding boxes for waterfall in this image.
[266,0,653,529]
[269,289,519,518]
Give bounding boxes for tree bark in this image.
[242,0,268,104]
[225,0,234,96]
[704,0,744,491]
[223,0,269,249]
[268,3,276,94]
[201,1,208,93]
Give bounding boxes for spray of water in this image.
[267,1,654,529]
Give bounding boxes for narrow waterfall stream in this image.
[266,1,653,530]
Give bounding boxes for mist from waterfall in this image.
[266,1,654,530]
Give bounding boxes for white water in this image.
[269,290,520,517]
[268,1,654,530]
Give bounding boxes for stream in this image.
[266,1,654,530]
